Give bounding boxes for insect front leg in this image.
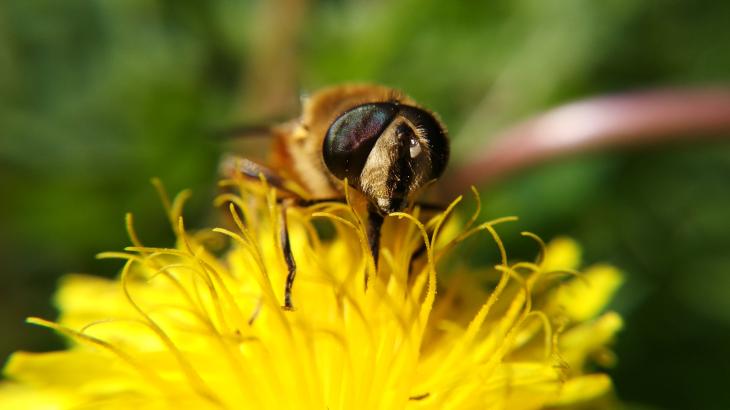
[365,203,385,289]
[364,201,445,288]
[279,199,297,310]
[221,154,302,198]
[222,155,347,205]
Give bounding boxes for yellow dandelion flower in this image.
[1,178,623,409]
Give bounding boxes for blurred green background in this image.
[1,1,729,408]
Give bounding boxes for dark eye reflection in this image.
[322,103,397,183]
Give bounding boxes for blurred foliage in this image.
[1,0,729,409]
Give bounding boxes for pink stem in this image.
[443,87,730,195]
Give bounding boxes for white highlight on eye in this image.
[409,137,422,158]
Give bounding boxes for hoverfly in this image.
[222,84,449,309]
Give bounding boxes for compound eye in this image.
[322,103,397,183]
[398,106,449,180]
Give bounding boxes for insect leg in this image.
[220,154,303,198]
[279,199,297,310]
[364,201,445,288]
[275,196,354,309]
[365,203,385,289]
[222,155,349,206]
[223,156,351,309]
[278,197,347,310]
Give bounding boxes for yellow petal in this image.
[550,264,623,322]
[542,237,582,272]
[5,351,144,391]
[0,383,72,410]
[547,374,612,406]
[0,181,625,409]
[560,311,623,370]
